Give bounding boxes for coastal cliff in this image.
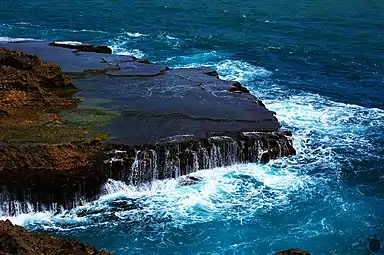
[0,41,296,215]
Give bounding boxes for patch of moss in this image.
[62,108,120,127]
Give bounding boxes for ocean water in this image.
[1,0,384,254]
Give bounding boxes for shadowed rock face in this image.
[0,220,112,255]
[0,41,296,216]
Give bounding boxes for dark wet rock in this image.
[179,175,204,186]
[257,99,266,107]
[203,69,219,78]
[106,62,168,76]
[76,199,139,218]
[227,81,250,93]
[110,199,140,211]
[368,235,382,253]
[49,41,112,54]
[280,129,293,137]
[0,220,112,255]
[1,41,120,73]
[274,248,311,255]
[80,67,281,145]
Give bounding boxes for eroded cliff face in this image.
[0,42,296,216]
[0,220,112,255]
[0,48,73,115]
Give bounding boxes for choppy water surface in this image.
[1,0,383,254]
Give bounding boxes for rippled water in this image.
[1,0,384,254]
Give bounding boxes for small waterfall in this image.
[0,131,295,216]
[103,131,295,186]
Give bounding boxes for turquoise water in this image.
[1,0,384,254]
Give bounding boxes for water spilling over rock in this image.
[0,41,295,216]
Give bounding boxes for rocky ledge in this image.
[0,220,111,255]
[0,40,296,215]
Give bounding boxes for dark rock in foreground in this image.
[49,41,112,54]
[0,220,112,255]
[0,40,296,215]
[274,248,311,255]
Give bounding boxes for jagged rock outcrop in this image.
[0,48,74,115]
[0,41,296,216]
[49,42,112,54]
[0,220,112,255]
[274,248,311,255]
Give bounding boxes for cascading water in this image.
[102,132,294,186]
[0,132,294,217]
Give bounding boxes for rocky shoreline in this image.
[0,41,295,215]
[0,41,297,215]
[0,40,301,254]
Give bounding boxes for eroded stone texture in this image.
[0,48,73,114]
[0,140,106,215]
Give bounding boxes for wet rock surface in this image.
[178,175,204,186]
[49,41,112,54]
[0,41,296,215]
[0,220,112,255]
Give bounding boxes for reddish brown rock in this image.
[0,139,106,211]
[0,220,112,255]
[0,48,74,114]
[275,248,311,255]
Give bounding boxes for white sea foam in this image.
[125,31,147,38]
[169,56,271,83]
[4,162,316,229]
[109,45,145,58]
[107,35,146,58]
[156,33,183,49]
[53,41,83,46]
[0,37,42,43]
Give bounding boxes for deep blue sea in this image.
[1,0,384,254]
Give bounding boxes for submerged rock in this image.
[178,175,204,186]
[0,220,112,255]
[274,248,311,255]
